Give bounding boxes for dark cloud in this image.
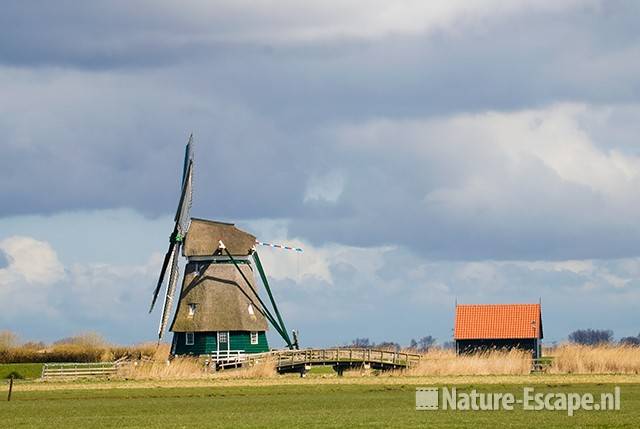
[2,1,640,262]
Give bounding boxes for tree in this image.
[54,332,108,349]
[620,333,640,346]
[21,341,46,350]
[418,336,436,352]
[408,339,418,350]
[376,341,400,352]
[441,341,455,350]
[568,329,613,345]
[620,336,640,346]
[350,338,371,348]
[0,331,18,350]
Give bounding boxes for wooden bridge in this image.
[215,348,421,375]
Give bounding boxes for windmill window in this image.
[250,332,259,345]
[188,303,197,316]
[185,332,195,346]
[247,303,255,315]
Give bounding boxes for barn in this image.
[454,303,543,359]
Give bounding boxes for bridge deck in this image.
[216,348,421,374]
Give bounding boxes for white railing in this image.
[208,350,247,369]
[41,362,118,379]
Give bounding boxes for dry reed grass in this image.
[0,331,160,364]
[550,344,640,374]
[406,348,532,376]
[118,357,207,380]
[212,359,277,379]
[117,351,277,381]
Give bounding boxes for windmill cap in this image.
[184,218,256,257]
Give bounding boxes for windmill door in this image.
[217,331,230,355]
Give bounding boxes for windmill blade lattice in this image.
[150,136,194,341]
[149,240,176,313]
[158,244,180,338]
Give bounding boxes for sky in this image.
[1,1,639,347]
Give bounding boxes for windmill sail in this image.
[150,136,194,341]
[158,244,180,338]
[157,160,193,339]
[149,240,175,313]
[181,134,193,184]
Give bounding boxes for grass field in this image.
[1,377,639,428]
[0,363,43,380]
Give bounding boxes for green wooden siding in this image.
[172,332,215,355]
[230,331,269,354]
[173,331,269,355]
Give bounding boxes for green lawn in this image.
[0,363,43,379]
[1,382,638,428]
[307,365,335,375]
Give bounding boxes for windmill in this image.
[149,135,299,357]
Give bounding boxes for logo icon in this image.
[416,387,439,410]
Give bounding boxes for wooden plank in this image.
[45,370,116,377]
[49,372,115,375]
[43,370,114,373]
[44,369,116,373]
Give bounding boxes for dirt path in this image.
[11,373,640,392]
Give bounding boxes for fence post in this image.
[7,375,13,402]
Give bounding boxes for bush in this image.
[109,343,158,361]
[620,334,640,346]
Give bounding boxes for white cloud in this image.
[246,218,395,290]
[326,103,640,259]
[66,252,162,320]
[0,236,65,286]
[0,234,160,342]
[250,233,391,286]
[1,222,638,346]
[511,260,595,275]
[344,103,640,207]
[166,0,591,43]
[0,236,66,320]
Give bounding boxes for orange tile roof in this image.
[454,304,543,340]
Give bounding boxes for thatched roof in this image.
[170,261,268,332]
[184,218,256,257]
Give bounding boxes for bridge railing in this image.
[267,348,421,369]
